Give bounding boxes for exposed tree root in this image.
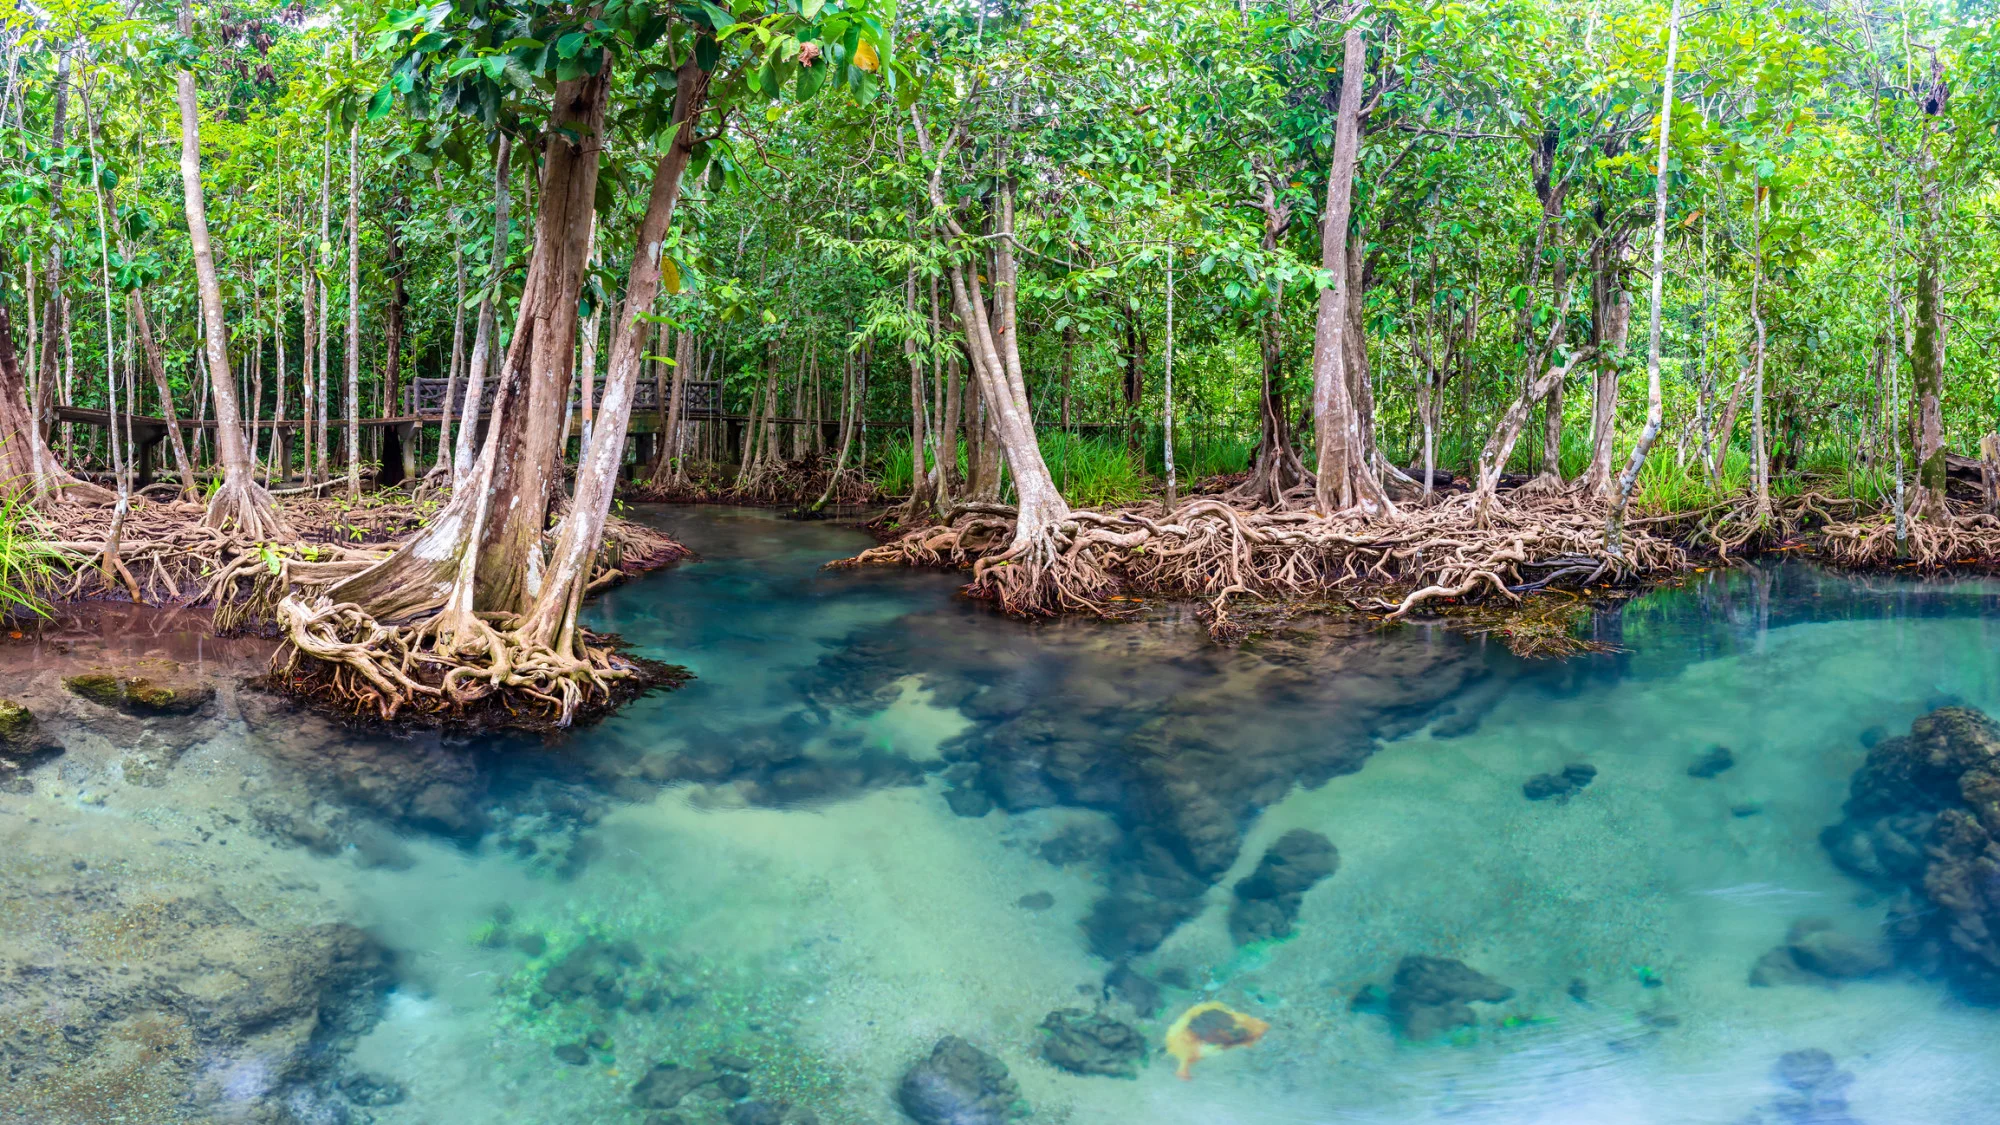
[269,596,684,729]
[838,491,1686,643]
[1815,500,2000,569]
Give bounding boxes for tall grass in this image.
[1041,432,1150,508]
[871,437,914,496]
[1635,448,1748,513]
[1158,431,1254,482]
[0,491,55,620]
[1499,426,1592,478]
[1797,435,1898,504]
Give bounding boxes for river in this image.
[4,505,1998,1124]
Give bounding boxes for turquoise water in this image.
[12,506,2000,1123]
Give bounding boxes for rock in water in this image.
[631,1063,717,1110]
[1786,920,1893,980]
[1163,1002,1269,1079]
[1818,706,2000,1002]
[727,1104,784,1125]
[1103,963,1162,1017]
[63,669,216,716]
[1747,1048,1860,1125]
[1039,1009,1145,1078]
[1523,764,1595,801]
[1388,956,1515,1039]
[1228,829,1338,945]
[897,1037,1022,1125]
[0,698,60,775]
[1687,745,1736,779]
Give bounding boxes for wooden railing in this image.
[406,377,720,419]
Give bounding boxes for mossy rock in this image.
[0,698,36,746]
[63,672,215,717]
[0,698,60,771]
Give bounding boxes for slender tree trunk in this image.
[1912,259,1945,515]
[344,117,362,497]
[268,309,288,485]
[456,133,513,486]
[315,124,332,484]
[1605,0,1680,552]
[0,265,103,503]
[1238,176,1303,506]
[659,326,692,482]
[901,268,933,516]
[176,0,286,537]
[1750,183,1770,518]
[132,293,194,494]
[433,235,469,478]
[300,224,317,483]
[1474,347,1597,517]
[1582,252,1632,499]
[1310,24,1389,514]
[382,199,409,422]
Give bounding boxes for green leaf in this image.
[796,58,828,100]
[700,1,735,31]
[367,85,395,120]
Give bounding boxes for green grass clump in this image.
[1635,448,1748,513]
[870,437,914,496]
[1041,431,1150,508]
[0,490,55,620]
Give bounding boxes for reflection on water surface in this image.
[5,505,2000,1125]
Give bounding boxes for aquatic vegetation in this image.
[1163,1001,1270,1079]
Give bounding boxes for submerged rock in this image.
[631,1063,718,1110]
[813,616,1489,959]
[62,668,215,716]
[1103,963,1162,1017]
[0,697,60,774]
[337,1071,407,1106]
[1388,956,1515,1039]
[1163,1002,1269,1079]
[897,1037,1022,1125]
[1735,1048,1862,1124]
[1688,745,1736,779]
[727,1102,783,1125]
[1751,917,1894,988]
[1039,1009,1145,1077]
[1523,763,1596,801]
[1228,829,1338,945]
[1819,706,2000,1002]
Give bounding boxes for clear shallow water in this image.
[14,506,2000,1124]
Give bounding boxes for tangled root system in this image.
[839,492,1687,644]
[1816,502,2000,570]
[271,597,683,730]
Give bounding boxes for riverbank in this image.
[15,488,697,732]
